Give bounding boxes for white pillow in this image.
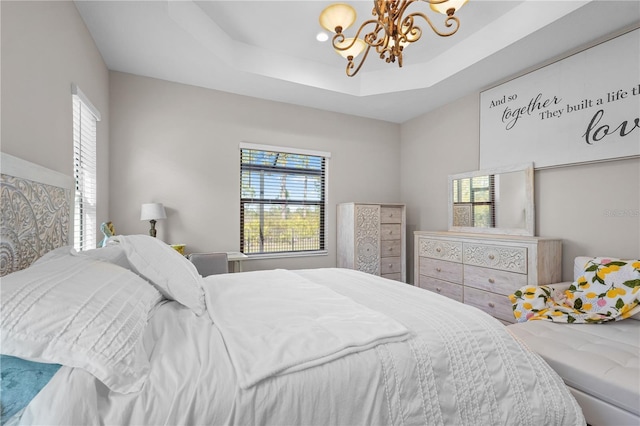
[32,245,76,265]
[75,245,132,270]
[107,235,206,315]
[0,254,163,394]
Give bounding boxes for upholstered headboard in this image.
[0,153,74,276]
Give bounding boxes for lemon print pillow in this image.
[567,258,640,321]
[510,257,640,323]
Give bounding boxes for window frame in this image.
[72,84,100,252]
[239,142,330,259]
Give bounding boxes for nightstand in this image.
[226,252,248,272]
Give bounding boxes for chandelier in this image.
[319,0,468,76]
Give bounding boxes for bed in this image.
[0,153,586,425]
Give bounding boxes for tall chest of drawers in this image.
[414,231,562,323]
[338,203,406,282]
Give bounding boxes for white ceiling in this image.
[74,0,640,123]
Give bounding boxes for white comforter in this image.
[19,268,585,425]
[206,269,410,389]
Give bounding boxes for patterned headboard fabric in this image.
[1,153,74,276]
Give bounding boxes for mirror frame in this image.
[447,163,535,236]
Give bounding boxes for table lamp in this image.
[140,203,166,237]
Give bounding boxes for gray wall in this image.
[108,72,401,271]
[1,1,110,244]
[401,94,640,283]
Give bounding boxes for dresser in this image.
[414,231,562,324]
[337,203,406,282]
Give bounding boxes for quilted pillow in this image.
[511,257,640,323]
[0,253,163,394]
[75,245,132,270]
[32,245,75,265]
[106,235,206,315]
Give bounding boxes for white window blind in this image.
[452,174,496,228]
[72,85,100,251]
[240,143,329,255]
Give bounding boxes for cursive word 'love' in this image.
[583,109,639,145]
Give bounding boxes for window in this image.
[452,175,495,228]
[72,85,100,251]
[240,143,329,256]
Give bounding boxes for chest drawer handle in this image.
[435,287,442,293]
[388,247,393,251]
[436,267,442,272]
[488,254,495,260]
[488,302,495,308]
[436,248,441,253]
[488,278,495,284]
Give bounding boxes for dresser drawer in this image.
[464,264,528,296]
[381,239,401,258]
[464,287,515,323]
[382,272,402,282]
[463,243,527,274]
[380,224,401,241]
[418,276,463,302]
[380,257,401,275]
[380,207,403,224]
[419,258,463,284]
[418,238,462,262]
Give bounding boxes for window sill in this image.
[244,250,328,260]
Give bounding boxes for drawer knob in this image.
[389,264,393,268]
[488,302,495,308]
[436,248,441,253]
[488,254,495,260]
[388,247,393,251]
[436,268,442,272]
[436,287,442,293]
[488,278,495,284]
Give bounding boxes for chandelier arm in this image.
[365,23,387,50]
[407,12,460,37]
[372,0,403,40]
[398,15,421,44]
[396,0,415,20]
[346,44,373,77]
[380,0,407,38]
[331,19,380,52]
[373,0,384,19]
[359,20,392,59]
[379,1,415,66]
[331,32,350,51]
[442,14,461,32]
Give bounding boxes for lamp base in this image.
[149,219,157,238]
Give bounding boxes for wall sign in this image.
[480,28,639,169]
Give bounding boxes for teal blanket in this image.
[1,355,61,424]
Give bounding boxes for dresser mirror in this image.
[447,163,534,236]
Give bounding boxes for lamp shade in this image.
[430,0,468,15]
[319,3,356,33]
[140,203,167,221]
